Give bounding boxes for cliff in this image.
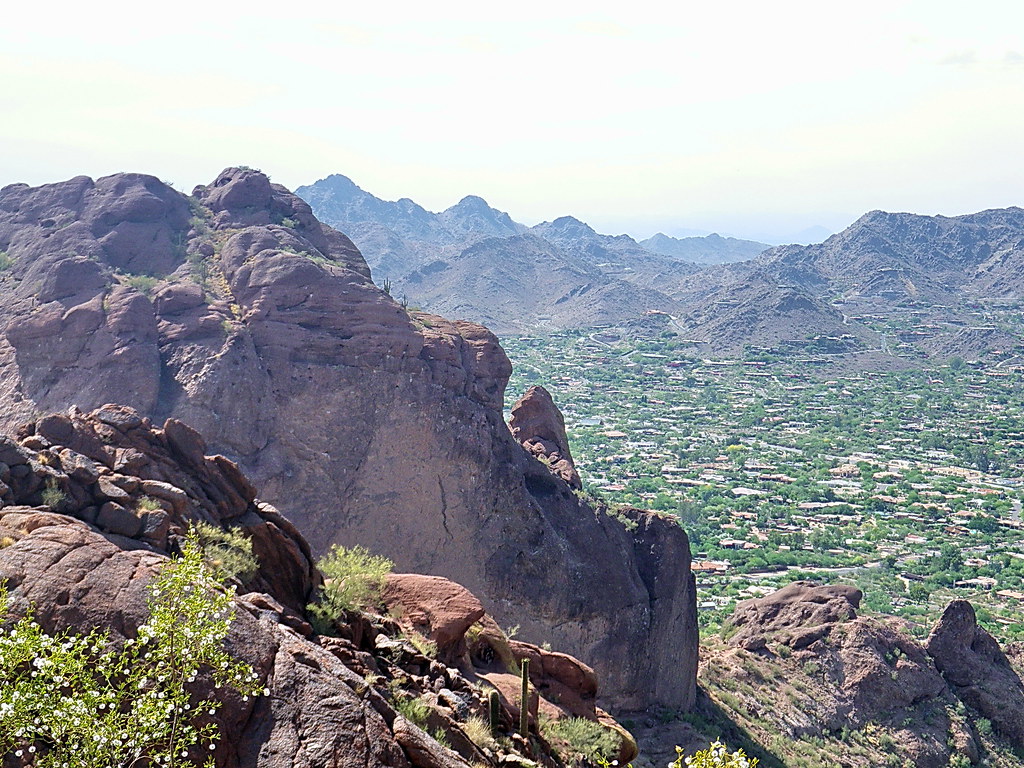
[0,404,638,767]
[0,168,697,710]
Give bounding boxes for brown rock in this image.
[382,573,486,666]
[0,169,698,710]
[927,600,1024,749]
[393,716,470,768]
[0,517,410,768]
[727,580,861,649]
[96,501,142,537]
[508,385,581,489]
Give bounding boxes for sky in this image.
[2,1,1022,244]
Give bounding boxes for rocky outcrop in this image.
[0,403,316,610]
[927,600,1024,750]
[0,407,634,767]
[698,582,976,768]
[727,581,863,651]
[0,169,698,710]
[508,385,581,489]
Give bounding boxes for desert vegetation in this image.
[0,536,264,766]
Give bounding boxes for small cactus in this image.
[488,689,501,737]
[519,658,530,738]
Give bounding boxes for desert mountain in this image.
[0,168,697,710]
[640,232,768,264]
[666,206,1024,358]
[297,175,738,332]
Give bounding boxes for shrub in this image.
[192,521,260,583]
[394,694,433,728]
[462,715,496,750]
[137,495,163,512]
[675,741,760,768]
[124,273,160,295]
[307,545,394,631]
[0,252,12,271]
[541,716,619,765]
[39,479,67,510]
[404,631,438,658]
[0,536,264,766]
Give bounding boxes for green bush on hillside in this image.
[598,740,759,768]
[542,716,619,765]
[193,521,260,583]
[307,545,394,631]
[0,536,264,766]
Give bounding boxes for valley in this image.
[502,323,1024,644]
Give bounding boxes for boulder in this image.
[927,600,1024,749]
[508,385,581,489]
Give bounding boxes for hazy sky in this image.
[2,1,1022,243]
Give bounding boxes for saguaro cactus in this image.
[488,689,501,737]
[519,658,530,738]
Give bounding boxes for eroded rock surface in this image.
[927,600,1024,750]
[699,581,977,768]
[0,168,698,709]
[508,385,581,489]
[0,409,634,767]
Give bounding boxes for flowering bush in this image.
[675,741,759,768]
[596,740,759,768]
[0,537,265,767]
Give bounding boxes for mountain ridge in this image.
[0,167,698,711]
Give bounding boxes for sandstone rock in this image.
[0,169,697,710]
[393,716,470,768]
[728,580,861,649]
[508,386,581,489]
[0,517,411,768]
[927,600,1024,750]
[96,501,142,536]
[382,573,486,666]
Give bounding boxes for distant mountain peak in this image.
[542,216,597,237]
[452,194,491,209]
[640,231,769,265]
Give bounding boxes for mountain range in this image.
[3,168,1024,768]
[296,174,767,333]
[298,175,1024,363]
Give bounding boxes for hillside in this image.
[666,207,1024,359]
[0,405,638,767]
[0,168,697,711]
[297,175,730,332]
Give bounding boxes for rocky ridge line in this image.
[0,404,638,768]
[0,168,698,710]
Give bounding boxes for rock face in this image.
[727,581,863,651]
[0,169,697,710]
[927,600,1024,750]
[0,408,634,767]
[700,582,970,768]
[508,386,581,489]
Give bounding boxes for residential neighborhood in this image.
[504,326,1024,641]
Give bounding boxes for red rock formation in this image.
[0,407,634,767]
[0,169,698,710]
[927,600,1024,750]
[713,581,969,768]
[508,385,581,489]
